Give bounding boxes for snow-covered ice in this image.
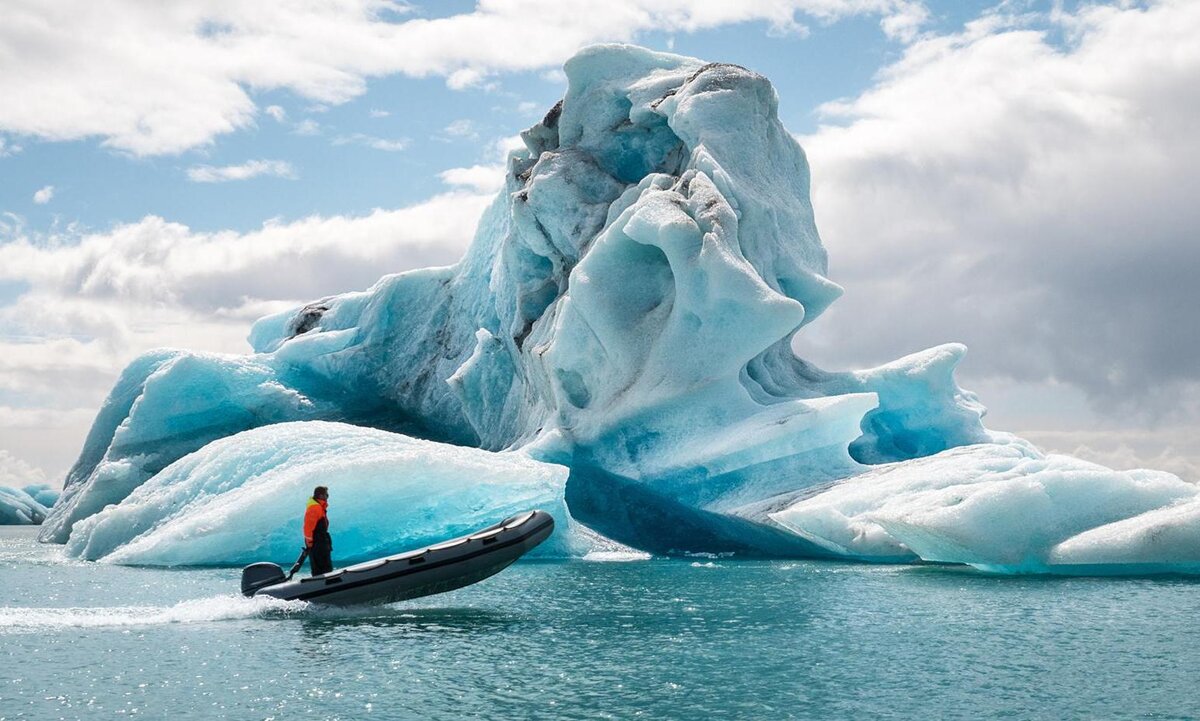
[40,44,1198,575]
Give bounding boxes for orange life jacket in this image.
[303,497,328,547]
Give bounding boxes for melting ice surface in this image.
[41,45,1197,575]
[0,484,60,525]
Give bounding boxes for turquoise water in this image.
[2,526,1198,720]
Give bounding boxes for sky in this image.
[1,0,1198,487]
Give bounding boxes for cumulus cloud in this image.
[443,119,478,139]
[0,192,490,317]
[0,408,96,483]
[438,132,527,193]
[0,0,927,155]
[293,119,321,136]
[332,133,408,151]
[32,185,55,204]
[264,105,287,122]
[186,159,297,183]
[0,137,22,157]
[0,449,48,488]
[439,164,506,193]
[446,67,489,91]
[796,0,1200,420]
[1017,427,1200,484]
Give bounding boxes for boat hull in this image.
[246,510,555,606]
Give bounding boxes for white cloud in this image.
[264,105,287,122]
[0,0,927,155]
[186,159,297,183]
[33,185,55,204]
[439,164,505,193]
[0,449,48,489]
[444,119,477,138]
[491,134,527,159]
[293,119,321,136]
[369,109,391,118]
[0,137,22,157]
[796,0,1200,422]
[438,130,532,193]
[332,133,408,151]
[517,101,540,115]
[447,67,487,90]
[1017,427,1200,484]
[879,0,928,42]
[0,193,490,316]
[0,408,96,483]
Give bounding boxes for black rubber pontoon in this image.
[240,510,554,605]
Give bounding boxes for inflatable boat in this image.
[240,510,554,605]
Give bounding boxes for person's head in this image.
[313,485,329,502]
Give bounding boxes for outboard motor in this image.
[241,562,286,597]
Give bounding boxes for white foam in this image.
[0,594,308,632]
[583,550,652,562]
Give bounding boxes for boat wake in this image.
[0,595,520,633]
[0,595,310,632]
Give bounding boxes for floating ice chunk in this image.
[66,421,579,566]
[23,484,60,508]
[1047,497,1200,574]
[771,441,1200,574]
[0,485,57,525]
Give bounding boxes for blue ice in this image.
[1,484,59,525]
[67,421,580,565]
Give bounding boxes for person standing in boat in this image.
[304,486,333,576]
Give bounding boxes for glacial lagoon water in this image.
[2,526,1198,720]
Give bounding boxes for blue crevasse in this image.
[38,45,1197,574]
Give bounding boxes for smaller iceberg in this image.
[66,421,579,565]
[770,440,1200,574]
[0,484,60,525]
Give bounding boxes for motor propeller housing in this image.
[240,562,286,596]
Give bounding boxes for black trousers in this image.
[309,535,333,576]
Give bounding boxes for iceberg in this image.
[770,441,1200,574]
[41,44,1197,575]
[0,484,59,525]
[67,421,579,565]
